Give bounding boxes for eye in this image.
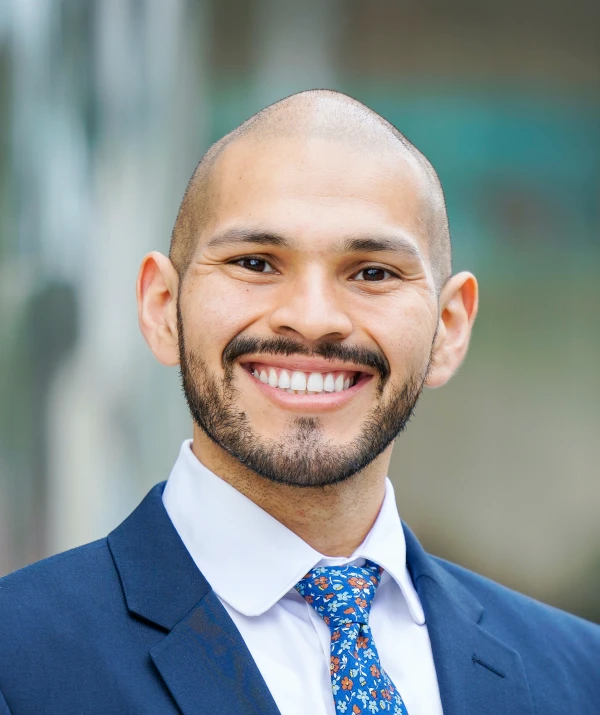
[234,257,276,273]
[353,267,396,282]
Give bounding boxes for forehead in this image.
[205,134,429,254]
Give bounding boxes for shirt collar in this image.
[163,439,424,624]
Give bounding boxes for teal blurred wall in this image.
[0,0,598,621]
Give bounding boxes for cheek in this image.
[183,277,266,355]
[367,300,436,376]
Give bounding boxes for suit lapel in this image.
[108,483,281,715]
[150,590,280,715]
[403,524,534,715]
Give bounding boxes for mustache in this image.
[222,335,390,382]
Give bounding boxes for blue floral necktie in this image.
[295,561,409,714]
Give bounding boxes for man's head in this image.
[170,90,452,294]
[137,90,478,488]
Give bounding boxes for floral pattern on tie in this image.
[295,560,409,715]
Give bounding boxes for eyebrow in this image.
[204,227,423,260]
[339,236,422,260]
[205,228,291,250]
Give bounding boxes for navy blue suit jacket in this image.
[0,482,598,714]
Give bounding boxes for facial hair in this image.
[177,306,430,488]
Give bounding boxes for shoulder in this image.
[433,555,600,692]
[435,555,600,639]
[0,539,133,700]
[0,538,112,600]
[0,539,121,645]
[0,522,177,712]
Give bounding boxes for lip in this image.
[240,364,373,412]
[237,355,376,376]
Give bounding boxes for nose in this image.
[269,266,353,343]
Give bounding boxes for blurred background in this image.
[0,0,598,622]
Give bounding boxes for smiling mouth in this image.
[243,362,370,395]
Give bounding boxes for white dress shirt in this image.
[163,440,443,715]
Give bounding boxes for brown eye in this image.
[236,257,275,273]
[354,267,393,282]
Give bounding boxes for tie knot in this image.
[295,560,383,629]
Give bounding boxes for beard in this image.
[177,306,430,488]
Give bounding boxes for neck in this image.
[191,427,393,557]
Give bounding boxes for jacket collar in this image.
[403,522,483,622]
[108,482,210,631]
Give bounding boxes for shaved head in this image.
[169,89,451,293]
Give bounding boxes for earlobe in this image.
[136,252,181,366]
[425,271,478,389]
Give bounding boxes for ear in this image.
[136,251,180,366]
[426,271,478,388]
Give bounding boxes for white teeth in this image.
[323,373,335,392]
[306,372,324,392]
[278,369,291,389]
[290,371,307,391]
[252,365,357,395]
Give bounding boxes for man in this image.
[0,90,598,714]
